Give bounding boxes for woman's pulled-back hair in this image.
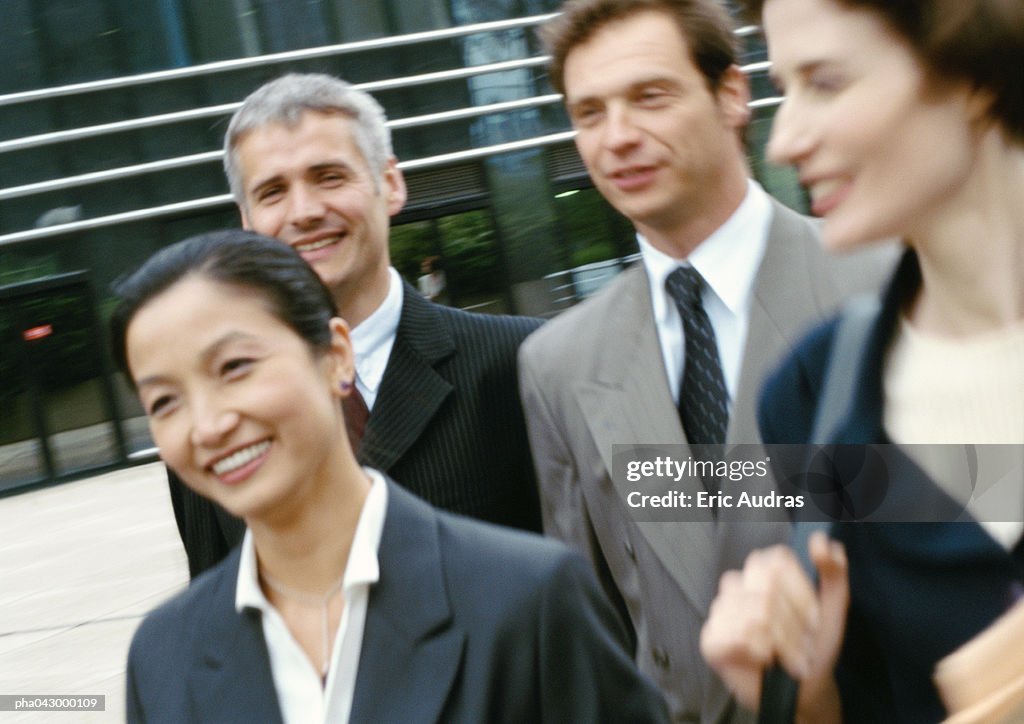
[109,229,338,379]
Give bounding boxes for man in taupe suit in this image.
[519,1,894,721]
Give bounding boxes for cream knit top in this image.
[884,318,1024,548]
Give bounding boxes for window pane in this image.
[555,187,634,268]
[437,210,506,313]
[391,210,510,314]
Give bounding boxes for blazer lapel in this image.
[574,265,718,613]
[731,200,832,445]
[350,482,464,723]
[359,283,454,472]
[718,203,840,566]
[188,555,283,723]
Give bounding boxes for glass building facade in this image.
[0,0,802,491]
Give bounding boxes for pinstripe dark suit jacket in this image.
[168,280,543,577]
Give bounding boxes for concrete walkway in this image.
[0,463,187,723]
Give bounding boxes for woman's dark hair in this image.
[739,0,1024,142]
[110,229,338,379]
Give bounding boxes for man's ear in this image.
[717,64,752,131]
[382,157,408,217]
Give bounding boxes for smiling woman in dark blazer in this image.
[112,229,667,724]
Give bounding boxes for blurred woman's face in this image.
[126,276,350,524]
[763,0,981,250]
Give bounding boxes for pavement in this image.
[0,463,187,723]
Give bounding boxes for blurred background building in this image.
[0,0,803,493]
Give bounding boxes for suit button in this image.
[653,647,670,669]
[624,539,636,561]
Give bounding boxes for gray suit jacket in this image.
[518,199,895,723]
[127,482,669,723]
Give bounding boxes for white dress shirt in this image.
[350,267,404,410]
[640,179,773,408]
[235,469,388,724]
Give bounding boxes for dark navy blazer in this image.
[169,281,543,577]
[759,249,1024,722]
[126,482,668,723]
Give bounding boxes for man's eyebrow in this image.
[248,160,354,195]
[568,75,682,103]
[566,95,599,112]
[248,173,284,196]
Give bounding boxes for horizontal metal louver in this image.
[545,143,588,184]
[404,162,487,209]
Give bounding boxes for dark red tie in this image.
[342,385,370,457]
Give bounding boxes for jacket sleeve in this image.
[518,344,632,634]
[536,551,670,723]
[517,346,587,549]
[125,649,144,724]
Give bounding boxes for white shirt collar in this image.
[235,468,387,614]
[638,179,774,402]
[640,179,771,326]
[235,469,389,724]
[349,268,403,409]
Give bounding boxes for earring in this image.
[340,380,353,392]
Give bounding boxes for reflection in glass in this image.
[391,208,509,313]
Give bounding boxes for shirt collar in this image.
[640,179,772,323]
[350,268,403,395]
[236,468,388,613]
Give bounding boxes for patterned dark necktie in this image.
[665,266,729,446]
[343,384,370,458]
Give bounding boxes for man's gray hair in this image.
[223,73,393,205]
